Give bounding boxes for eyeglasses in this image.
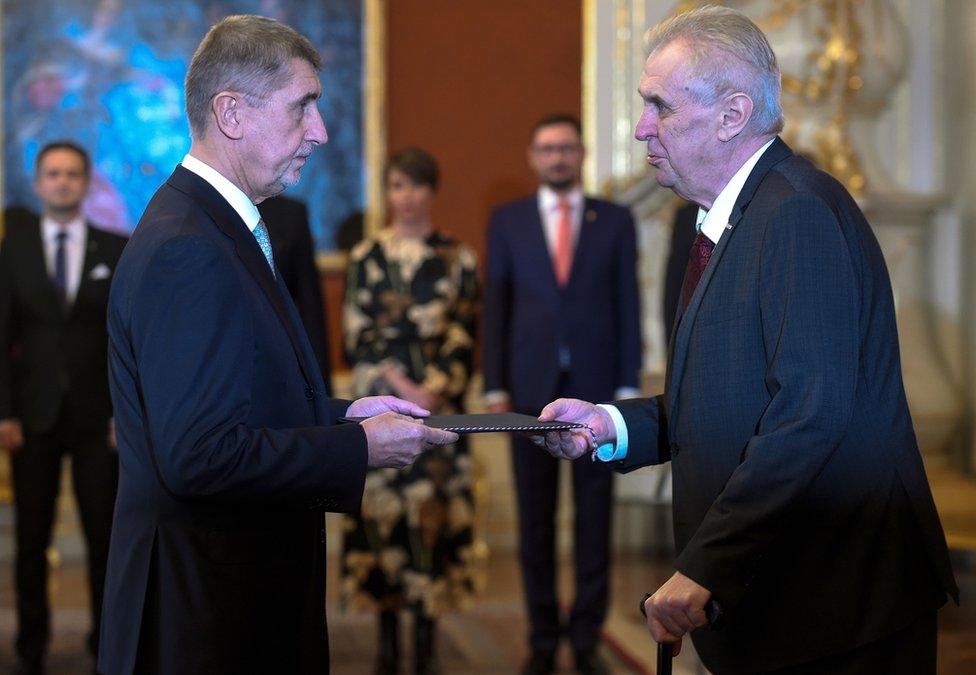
[532,143,583,157]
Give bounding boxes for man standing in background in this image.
[483,113,642,675]
[0,141,127,675]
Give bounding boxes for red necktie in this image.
[679,231,715,316]
[554,198,573,287]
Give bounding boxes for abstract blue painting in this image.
[3,0,363,251]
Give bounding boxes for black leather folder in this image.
[338,412,585,434]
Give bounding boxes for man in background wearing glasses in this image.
[483,113,642,675]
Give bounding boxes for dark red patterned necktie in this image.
[679,231,715,316]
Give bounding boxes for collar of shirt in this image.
[696,138,775,244]
[41,214,85,243]
[538,184,583,217]
[181,154,262,233]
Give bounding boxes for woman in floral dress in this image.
[341,148,479,675]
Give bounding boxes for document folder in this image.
[339,412,585,434]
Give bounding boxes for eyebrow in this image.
[294,91,322,108]
[643,93,672,112]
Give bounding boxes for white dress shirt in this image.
[41,215,87,304]
[596,138,775,461]
[181,154,262,233]
[696,138,775,245]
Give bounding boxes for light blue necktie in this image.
[253,219,276,276]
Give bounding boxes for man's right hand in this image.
[0,418,24,453]
[533,398,616,460]
[361,411,459,469]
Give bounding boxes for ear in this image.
[717,92,754,142]
[211,91,245,140]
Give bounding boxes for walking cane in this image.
[656,641,673,675]
[640,593,673,675]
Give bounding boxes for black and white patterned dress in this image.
[341,228,480,616]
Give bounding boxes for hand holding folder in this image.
[341,412,585,434]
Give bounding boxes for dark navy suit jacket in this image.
[98,167,368,675]
[483,194,641,410]
[258,195,332,393]
[612,139,957,672]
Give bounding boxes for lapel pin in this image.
[585,209,597,222]
[725,221,734,230]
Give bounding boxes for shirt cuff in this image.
[594,403,628,461]
[613,386,641,400]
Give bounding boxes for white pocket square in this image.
[89,263,112,280]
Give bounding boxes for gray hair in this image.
[185,15,322,139]
[645,5,784,135]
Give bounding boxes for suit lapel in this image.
[566,200,599,289]
[664,138,794,432]
[274,271,329,403]
[25,221,63,318]
[166,166,315,388]
[525,200,561,295]
[664,220,737,425]
[67,224,100,318]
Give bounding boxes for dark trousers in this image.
[511,431,613,652]
[763,611,938,675]
[11,415,118,662]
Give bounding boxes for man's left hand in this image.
[643,572,712,656]
[347,395,430,419]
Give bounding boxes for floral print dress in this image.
[341,228,480,616]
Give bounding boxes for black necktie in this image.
[54,229,68,304]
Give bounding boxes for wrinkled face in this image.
[527,122,584,191]
[242,58,328,201]
[634,41,719,204]
[386,168,434,224]
[34,148,89,215]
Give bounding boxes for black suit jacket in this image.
[483,194,641,411]
[258,196,332,393]
[612,139,956,672]
[98,167,369,675]
[0,214,127,434]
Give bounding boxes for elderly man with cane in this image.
[534,6,956,674]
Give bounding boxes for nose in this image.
[307,106,328,145]
[634,108,657,141]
